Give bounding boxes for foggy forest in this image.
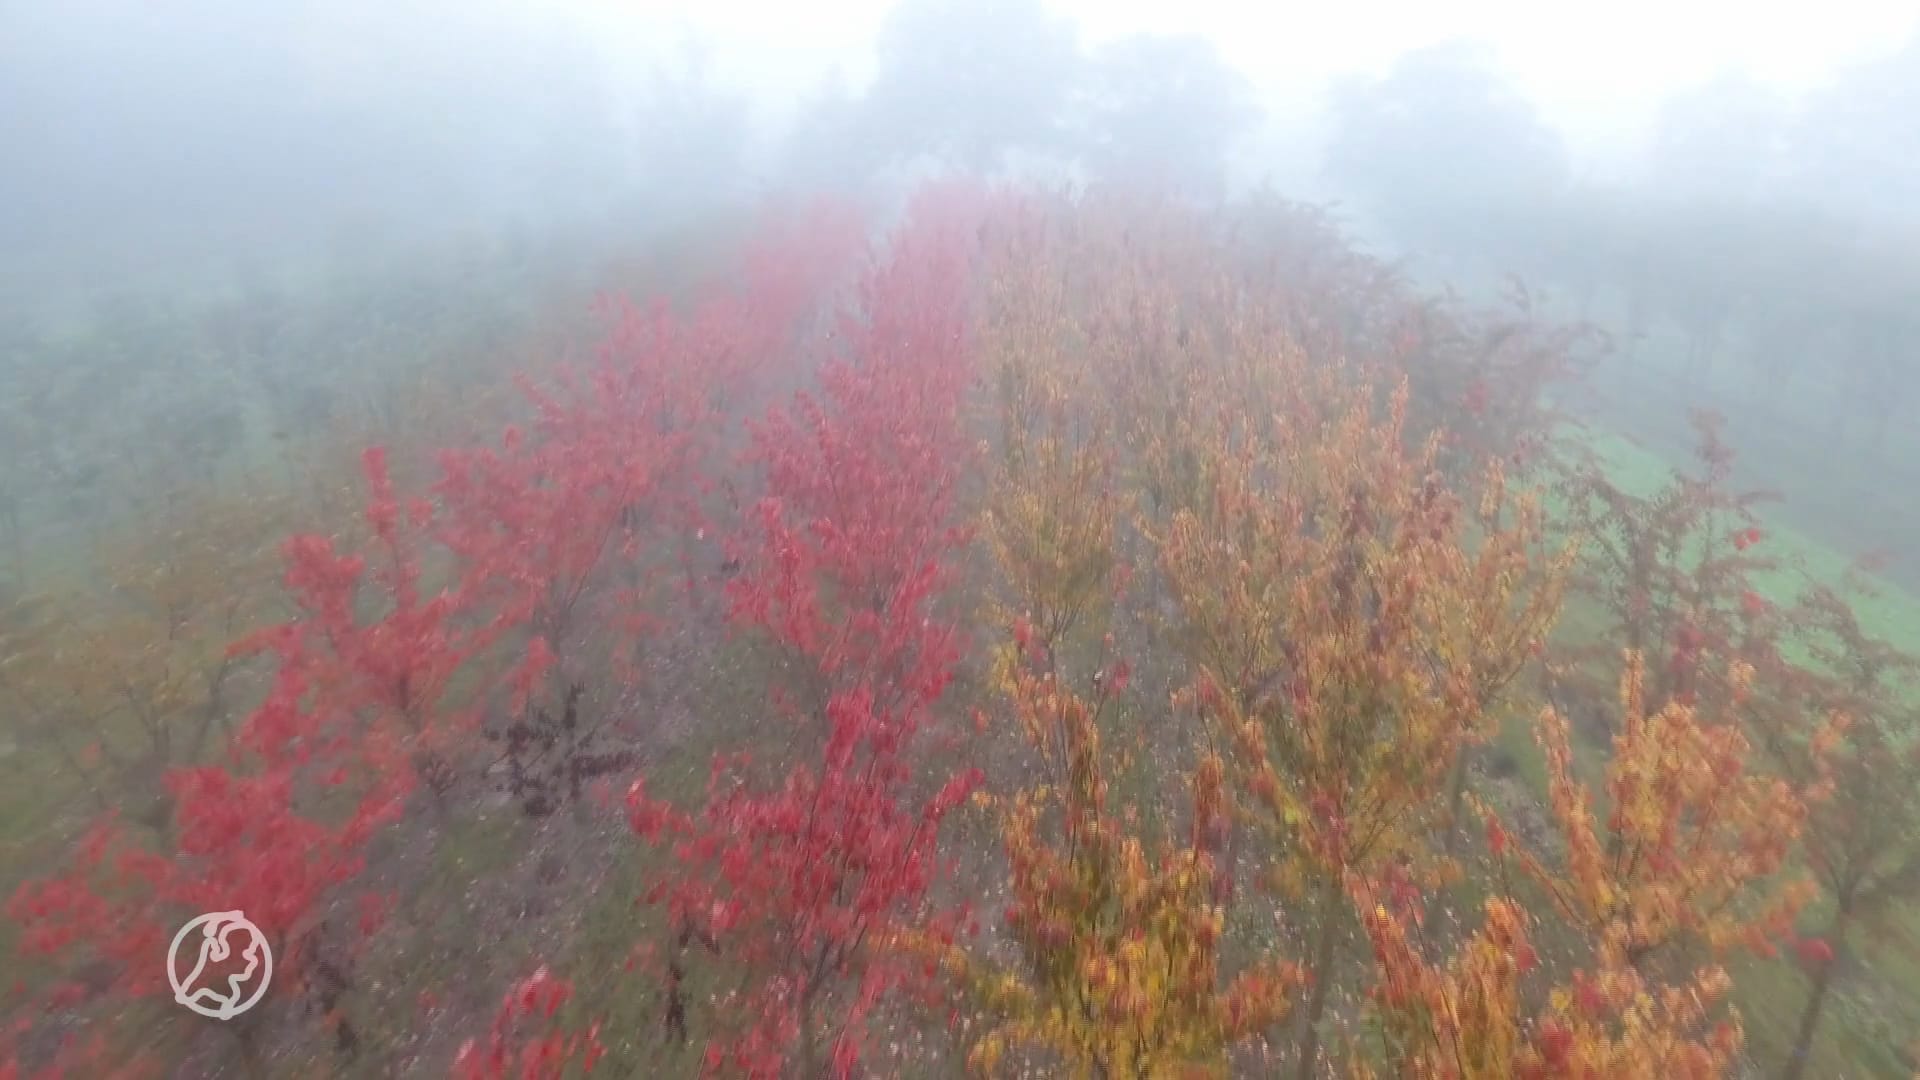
[3,0,1918,1076]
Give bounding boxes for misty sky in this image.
[587,0,1918,157]
[14,0,1914,174]
[6,0,1915,302]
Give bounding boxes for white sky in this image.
[581,0,1918,156]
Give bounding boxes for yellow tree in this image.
[931,271,1298,1074]
[1158,373,1568,1079]
[1352,890,1744,1079]
[1740,580,1920,1078]
[1439,457,1573,849]
[1063,195,1243,531]
[0,481,296,836]
[1556,410,1777,713]
[1510,651,1827,974]
[977,208,1122,666]
[932,648,1299,1077]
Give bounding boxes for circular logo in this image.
[167,911,274,1021]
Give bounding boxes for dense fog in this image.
[5,0,1915,575]
[6,1,1913,283]
[3,2,1919,1076]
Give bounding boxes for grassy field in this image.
[1574,425,1920,652]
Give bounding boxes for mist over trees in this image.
[1323,41,1572,261]
[0,0,1275,309]
[5,2,1920,1076]
[0,0,642,307]
[1315,31,1920,587]
[6,0,1917,610]
[862,0,1083,174]
[6,0,1916,619]
[1076,32,1260,199]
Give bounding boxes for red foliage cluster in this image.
[11,448,434,1005]
[5,199,877,1075]
[626,187,991,1076]
[452,967,604,1080]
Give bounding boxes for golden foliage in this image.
[1161,375,1568,886]
[0,480,298,829]
[1518,651,1823,969]
[976,202,1131,669]
[938,655,1298,1078]
[1355,892,1744,1079]
[943,275,1299,1073]
[1355,894,1536,1079]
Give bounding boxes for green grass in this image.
[1575,427,1920,653]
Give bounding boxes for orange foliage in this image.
[1514,652,1826,969]
[1163,376,1564,888]
[933,647,1298,1078]
[1355,891,1744,1079]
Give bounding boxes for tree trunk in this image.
[231,1022,268,1080]
[795,940,833,1080]
[1293,875,1344,1080]
[795,981,820,1080]
[1781,903,1851,1080]
[1442,747,1474,857]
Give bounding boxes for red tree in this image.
[9,448,454,1067]
[627,187,990,1077]
[7,199,883,1078]
[452,968,604,1080]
